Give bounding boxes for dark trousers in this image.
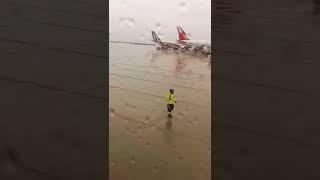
[167,104,174,112]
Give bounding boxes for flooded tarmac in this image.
[109,42,211,180]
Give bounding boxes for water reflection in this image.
[110,43,211,180]
[163,115,175,146]
[175,55,187,72]
[166,115,173,130]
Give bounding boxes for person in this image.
[166,89,176,117]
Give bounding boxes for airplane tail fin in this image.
[151,31,164,46]
[177,26,189,40]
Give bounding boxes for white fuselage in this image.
[177,40,211,47]
[176,40,211,53]
[153,37,211,54]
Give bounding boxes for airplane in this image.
[151,26,211,54]
[151,31,185,50]
[176,26,211,54]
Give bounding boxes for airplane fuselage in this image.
[176,40,211,53]
[177,40,211,46]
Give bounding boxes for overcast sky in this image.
[110,0,211,42]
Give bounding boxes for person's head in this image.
[170,89,174,94]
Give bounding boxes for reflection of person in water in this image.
[166,116,173,129]
[163,115,174,145]
[175,56,186,73]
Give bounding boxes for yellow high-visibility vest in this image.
[166,93,175,104]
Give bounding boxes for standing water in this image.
[109,42,211,180]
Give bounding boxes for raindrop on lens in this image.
[144,116,150,123]
[145,142,151,148]
[130,156,136,165]
[153,165,159,173]
[119,17,135,28]
[178,112,184,119]
[110,108,116,117]
[111,160,117,166]
[178,2,188,13]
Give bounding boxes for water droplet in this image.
[125,127,131,134]
[125,103,136,109]
[137,123,144,129]
[155,22,161,28]
[121,0,127,8]
[191,117,198,125]
[145,142,151,148]
[111,160,117,166]
[119,17,135,29]
[153,23,167,39]
[193,120,199,125]
[130,156,136,165]
[178,2,186,7]
[178,112,184,119]
[178,2,188,13]
[153,165,159,173]
[110,108,116,117]
[144,116,150,123]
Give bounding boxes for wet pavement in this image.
[109,43,211,180]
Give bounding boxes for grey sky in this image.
[110,0,211,42]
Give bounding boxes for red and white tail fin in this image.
[177,26,189,40]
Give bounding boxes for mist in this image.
[110,0,211,42]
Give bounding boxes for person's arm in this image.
[172,94,176,103]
